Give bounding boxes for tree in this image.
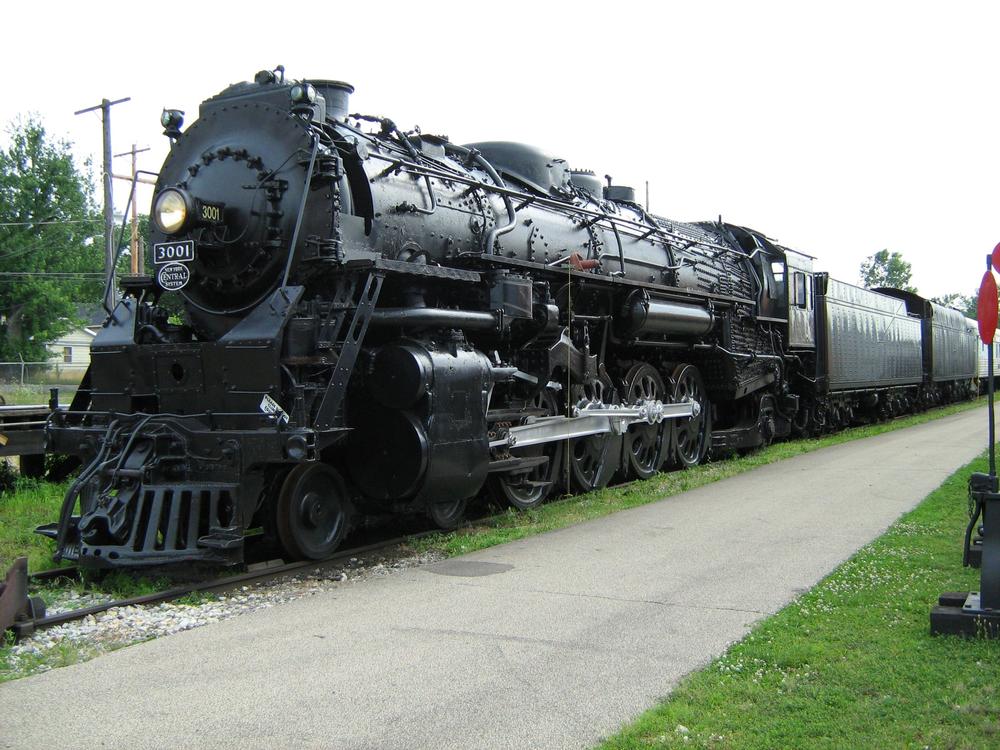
[931,292,977,319]
[0,117,103,361]
[859,249,917,293]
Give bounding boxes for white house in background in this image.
[44,305,106,366]
[46,325,99,366]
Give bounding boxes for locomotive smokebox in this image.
[309,80,354,120]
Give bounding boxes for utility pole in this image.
[114,144,150,275]
[75,97,130,306]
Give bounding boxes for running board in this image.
[489,399,699,450]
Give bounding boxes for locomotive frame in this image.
[40,68,979,568]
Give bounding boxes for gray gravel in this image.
[6,548,445,678]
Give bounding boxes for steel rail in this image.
[8,530,440,640]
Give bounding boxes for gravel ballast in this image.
[3,548,444,680]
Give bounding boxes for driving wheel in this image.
[620,363,672,480]
[567,374,622,492]
[487,388,564,510]
[671,364,711,468]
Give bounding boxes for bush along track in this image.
[597,452,1000,750]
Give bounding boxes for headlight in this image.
[290,83,317,104]
[153,188,190,234]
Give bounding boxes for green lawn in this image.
[0,384,75,406]
[597,452,1000,750]
[0,477,71,572]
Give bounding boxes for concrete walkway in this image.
[2,407,991,750]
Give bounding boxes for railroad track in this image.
[2,529,440,641]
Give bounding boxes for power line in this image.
[0,230,104,261]
[0,272,104,278]
[0,219,103,227]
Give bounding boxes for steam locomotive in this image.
[41,68,979,568]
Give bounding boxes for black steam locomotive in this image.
[42,68,979,568]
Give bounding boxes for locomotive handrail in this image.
[596,252,696,274]
[478,252,752,308]
[281,137,320,287]
[361,149,737,256]
[410,175,438,215]
[341,113,732,259]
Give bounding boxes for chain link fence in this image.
[0,361,85,405]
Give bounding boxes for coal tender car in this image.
[971,318,1000,393]
[42,68,978,568]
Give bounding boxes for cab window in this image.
[793,272,809,308]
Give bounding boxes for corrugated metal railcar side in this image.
[969,317,1000,379]
[930,303,978,382]
[818,279,923,391]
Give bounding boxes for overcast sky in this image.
[3,0,997,298]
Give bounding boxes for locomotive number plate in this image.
[152,240,196,265]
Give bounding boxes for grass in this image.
[0,476,72,573]
[416,397,986,558]
[0,476,174,600]
[596,452,1000,750]
[1,631,98,677]
[0,383,76,405]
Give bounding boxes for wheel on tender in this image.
[671,364,711,468]
[487,388,564,510]
[276,462,351,560]
[619,363,672,480]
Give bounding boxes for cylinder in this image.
[368,344,432,409]
[622,295,714,338]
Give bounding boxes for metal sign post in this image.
[931,248,1000,636]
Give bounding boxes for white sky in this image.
[3,0,997,298]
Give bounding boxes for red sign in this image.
[978,270,998,344]
[992,243,1000,275]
